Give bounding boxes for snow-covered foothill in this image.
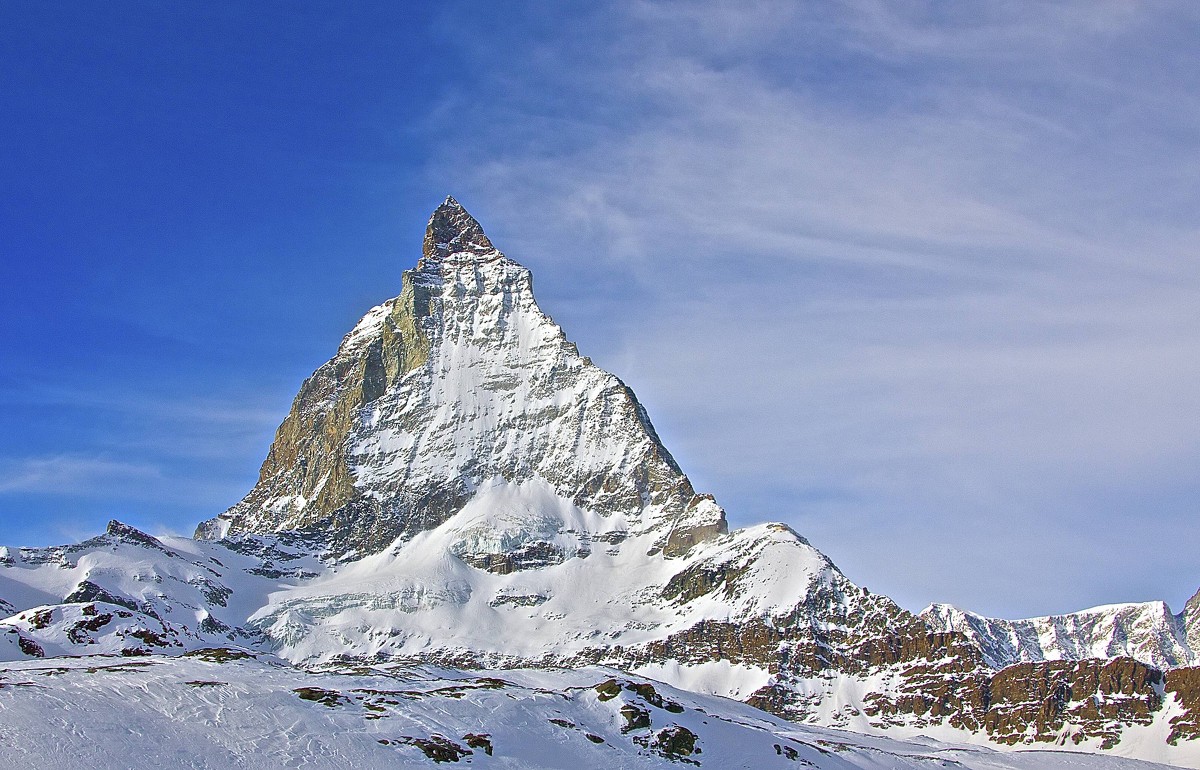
[0,520,325,661]
[246,482,860,671]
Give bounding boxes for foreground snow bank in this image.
[0,652,1183,769]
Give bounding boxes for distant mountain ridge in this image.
[3,198,1199,768]
[922,600,1197,671]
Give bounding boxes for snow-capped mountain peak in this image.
[195,198,727,560]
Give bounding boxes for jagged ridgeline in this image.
[195,196,727,559]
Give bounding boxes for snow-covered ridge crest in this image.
[922,600,1197,671]
[196,196,727,559]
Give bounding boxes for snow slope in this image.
[0,520,321,661]
[0,652,1182,770]
[248,478,849,668]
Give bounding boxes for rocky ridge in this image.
[1185,589,1200,653]
[922,601,1197,671]
[3,198,1199,767]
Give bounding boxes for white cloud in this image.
[426,0,1200,616]
[0,455,162,495]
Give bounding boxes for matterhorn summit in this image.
[197,196,727,561]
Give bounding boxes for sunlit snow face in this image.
[444,478,611,559]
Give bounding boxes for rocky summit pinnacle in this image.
[420,195,497,266]
[195,197,727,558]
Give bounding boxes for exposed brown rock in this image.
[640,572,1195,754]
[620,703,651,733]
[1165,666,1200,744]
[462,733,493,755]
[650,725,700,762]
[16,636,43,657]
[388,734,472,762]
[198,280,433,554]
[862,655,1166,749]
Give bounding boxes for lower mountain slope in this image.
[4,512,1200,766]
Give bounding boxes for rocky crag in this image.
[3,198,1198,767]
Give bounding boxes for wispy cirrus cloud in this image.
[0,453,247,504]
[0,386,280,544]
[0,455,162,495]
[4,1,1194,620]
[425,0,1200,616]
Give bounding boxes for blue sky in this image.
[3,1,1198,619]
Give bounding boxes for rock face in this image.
[862,654,1169,749]
[1185,588,1200,654]
[196,197,725,559]
[5,198,1200,767]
